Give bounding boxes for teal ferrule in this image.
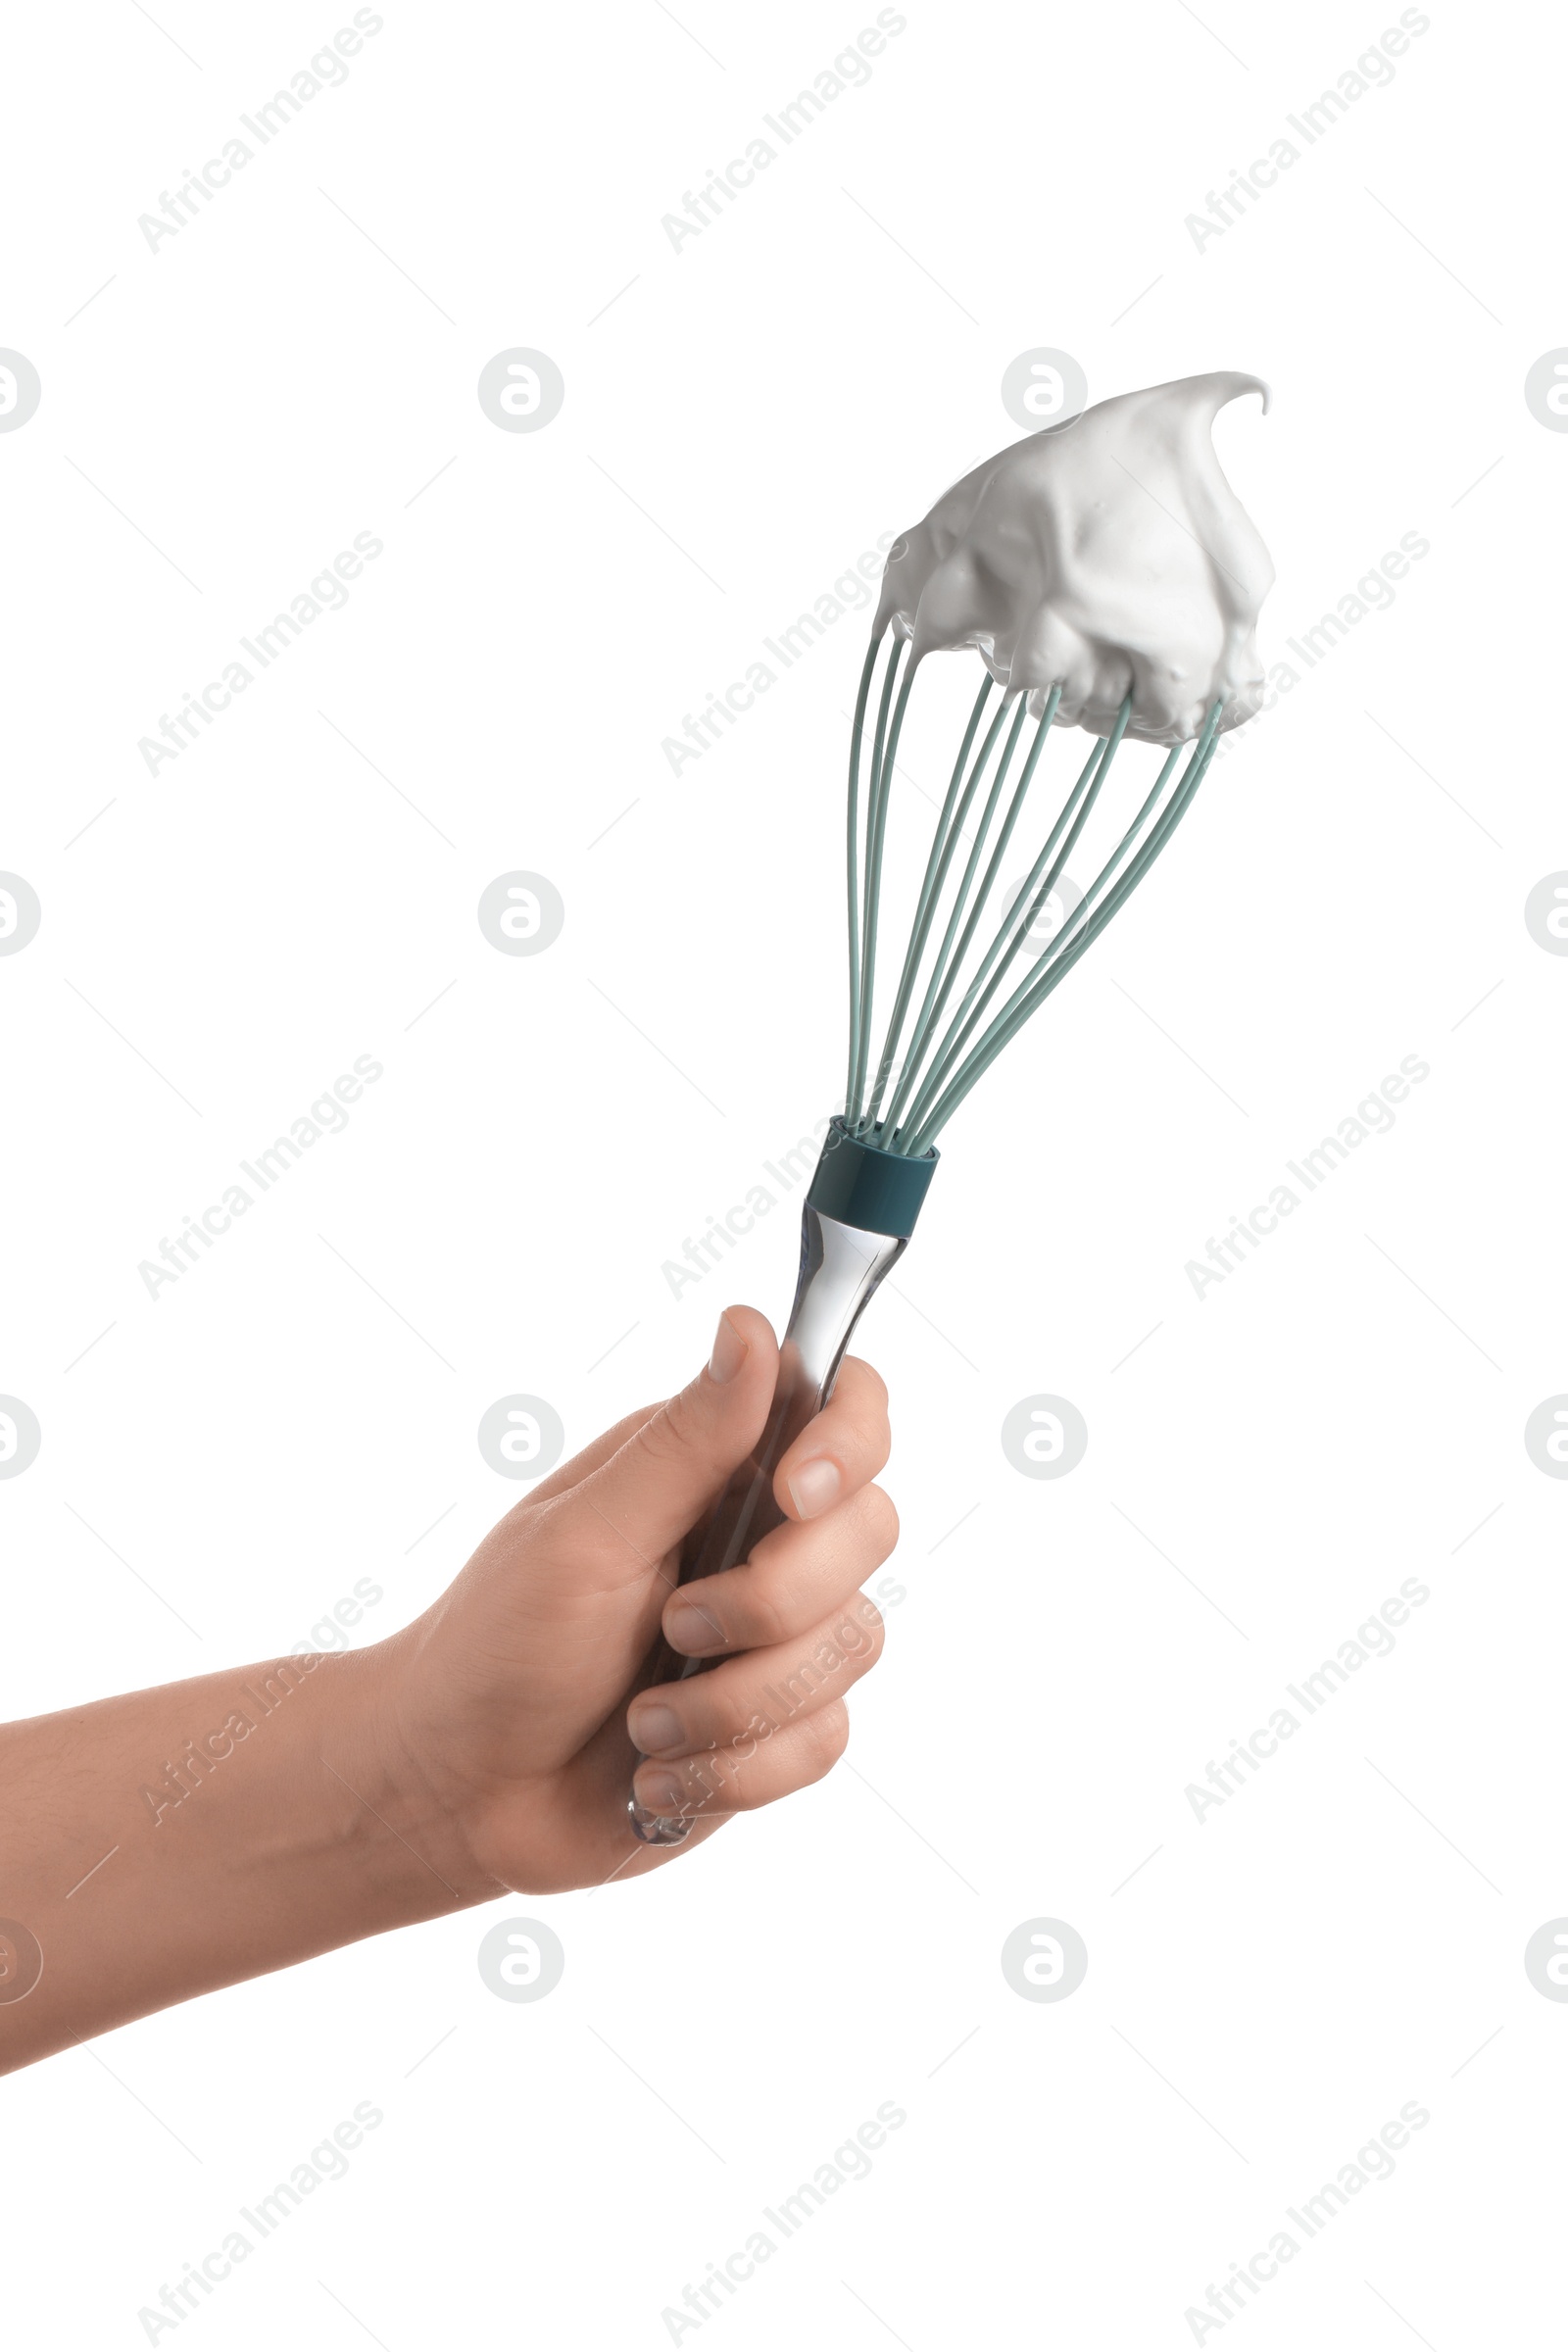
[805,1118,939,1240]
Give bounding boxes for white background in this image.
[3,0,1565,2343]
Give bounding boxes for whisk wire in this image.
[883,681,1065,1129]
[866,680,1025,1135]
[890,698,1115,1145]
[860,669,996,1130]
[906,702,1223,1150]
[841,627,1227,1159]
[842,636,882,1119]
[867,690,1029,1126]
[848,640,911,1119]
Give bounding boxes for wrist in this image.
[343,1631,508,1910]
[171,1645,486,1927]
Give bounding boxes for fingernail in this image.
[630,1701,684,1756]
[787,1456,843,1520]
[709,1313,747,1384]
[667,1602,724,1654]
[634,1766,685,1816]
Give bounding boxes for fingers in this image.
[628,1591,883,1819]
[565,1307,779,1581]
[650,1351,894,1656]
[662,1482,898,1657]
[631,1700,853,1830]
[772,1354,890,1524]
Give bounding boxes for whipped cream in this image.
[873,372,1274,746]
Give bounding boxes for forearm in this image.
[0,1645,480,2072]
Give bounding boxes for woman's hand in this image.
[0,1305,897,2071]
[377,1305,897,1895]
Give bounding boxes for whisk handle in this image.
[626,1154,929,1846]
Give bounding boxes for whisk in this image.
[628,371,1269,1843]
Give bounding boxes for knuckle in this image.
[636,1388,702,1468]
[738,1578,789,1651]
[801,1700,851,1780]
[848,1595,886,1668]
[677,1745,730,1811]
[720,1731,780,1813]
[567,1498,652,1586]
[820,1597,882,1683]
[536,1492,616,1579]
[860,1482,900,1560]
[677,1697,719,1756]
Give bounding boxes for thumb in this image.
[571,1307,779,1576]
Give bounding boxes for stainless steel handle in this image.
[626,1203,906,1845]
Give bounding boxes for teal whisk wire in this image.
[863,690,1030,1133]
[840,632,1228,1160]
[895,697,1134,1143]
[890,688,1107,1146]
[848,639,910,1122]
[906,701,1223,1152]
[858,670,996,1132]
[842,633,883,1119]
[864,687,1021,1136]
